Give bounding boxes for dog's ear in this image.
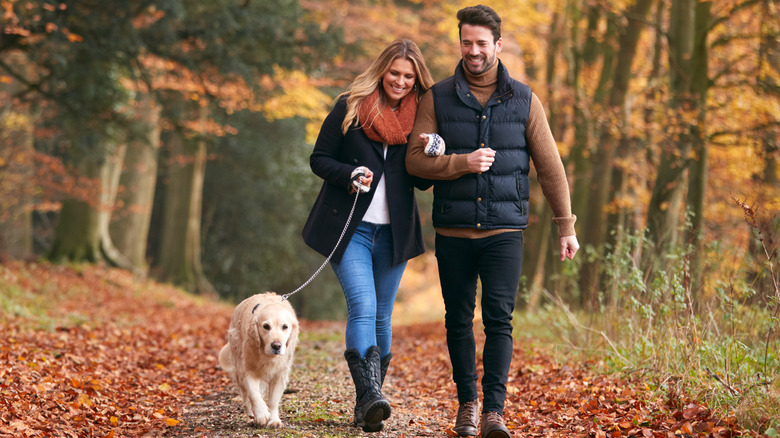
[253,314,266,348]
[286,320,300,349]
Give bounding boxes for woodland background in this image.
[1,0,779,434]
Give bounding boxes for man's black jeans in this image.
[435,230,523,414]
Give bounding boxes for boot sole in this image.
[361,422,384,433]
[483,429,510,438]
[363,399,391,427]
[453,426,478,437]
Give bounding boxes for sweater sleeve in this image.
[527,92,577,237]
[310,99,358,189]
[406,90,471,181]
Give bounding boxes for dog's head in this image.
[252,302,299,356]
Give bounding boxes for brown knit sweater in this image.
[406,60,577,238]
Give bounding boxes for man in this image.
[406,5,579,438]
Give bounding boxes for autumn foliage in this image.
[0,262,231,437]
[0,261,767,437]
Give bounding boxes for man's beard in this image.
[464,54,495,75]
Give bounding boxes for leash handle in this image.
[281,190,361,301]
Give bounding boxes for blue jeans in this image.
[435,231,524,414]
[331,221,407,359]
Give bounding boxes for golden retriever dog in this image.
[218,292,299,428]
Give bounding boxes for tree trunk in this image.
[48,134,104,263]
[577,17,618,308]
[97,142,137,271]
[48,126,138,268]
[155,102,214,294]
[646,0,696,258]
[521,8,566,311]
[0,128,34,260]
[579,0,656,307]
[0,67,35,260]
[545,10,563,136]
[603,0,658,273]
[605,136,633,248]
[568,3,601,230]
[759,0,779,188]
[747,0,780,300]
[110,95,161,274]
[562,3,615,309]
[685,1,712,297]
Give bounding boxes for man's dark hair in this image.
[457,5,501,42]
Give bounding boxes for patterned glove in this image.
[423,133,445,156]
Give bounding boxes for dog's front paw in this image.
[253,411,271,427]
[266,416,283,428]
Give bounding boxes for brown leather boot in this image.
[480,411,510,438]
[452,399,479,437]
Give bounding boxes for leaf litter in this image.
[0,262,765,437]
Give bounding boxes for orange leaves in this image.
[0,261,760,438]
[64,30,83,43]
[132,5,166,29]
[2,1,74,43]
[0,261,233,437]
[77,392,93,408]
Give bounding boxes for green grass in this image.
[513,221,780,435]
[0,269,56,330]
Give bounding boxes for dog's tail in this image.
[218,344,235,372]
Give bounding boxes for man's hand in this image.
[467,148,495,173]
[560,235,579,261]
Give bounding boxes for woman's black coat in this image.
[302,97,431,266]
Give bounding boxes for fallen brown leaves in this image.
[0,261,766,437]
[502,353,751,438]
[389,322,761,438]
[0,261,231,438]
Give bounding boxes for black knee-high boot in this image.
[344,345,391,432]
[380,351,393,388]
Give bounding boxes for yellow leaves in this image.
[259,66,331,118]
[78,392,93,407]
[259,65,332,144]
[1,111,33,131]
[152,407,179,426]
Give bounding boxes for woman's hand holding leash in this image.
[350,166,373,194]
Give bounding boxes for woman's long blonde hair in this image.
[339,39,435,134]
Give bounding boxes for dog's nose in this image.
[271,341,282,353]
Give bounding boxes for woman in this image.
[302,39,434,433]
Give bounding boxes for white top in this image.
[362,143,390,224]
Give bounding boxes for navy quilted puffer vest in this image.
[431,60,533,230]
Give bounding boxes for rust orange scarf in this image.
[358,88,418,145]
